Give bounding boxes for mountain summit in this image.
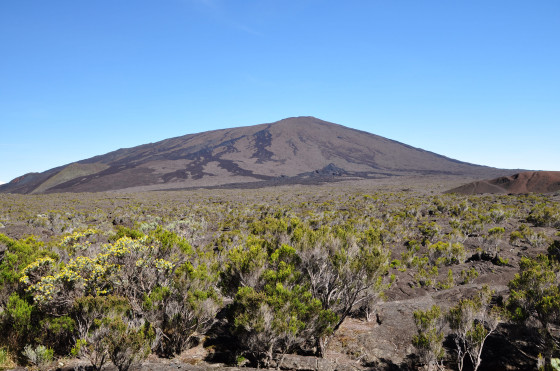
[1,117,507,194]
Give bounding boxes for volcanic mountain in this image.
[1,116,511,194]
[446,171,560,195]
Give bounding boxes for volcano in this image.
[1,117,511,194]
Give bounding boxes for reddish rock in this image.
[447,171,560,194]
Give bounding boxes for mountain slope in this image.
[446,171,560,195]
[1,117,510,194]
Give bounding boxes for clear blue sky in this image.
[1,0,559,184]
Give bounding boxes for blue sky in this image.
[1,0,559,184]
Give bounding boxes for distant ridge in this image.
[1,116,513,194]
[446,171,560,195]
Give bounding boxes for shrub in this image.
[22,344,53,369]
[414,265,439,288]
[72,330,109,371]
[148,259,220,356]
[37,315,75,355]
[412,305,445,370]
[402,240,421,267]
[297,229,391,355]
[227,243,337,366]
[59,228,100,256]
[482,227,505,257]
[0,348,7,365]
[71,296,131,371]
[0,293,35,351]
[446,286,500,371]
[106,318,150,371]
[418,222,441,245]
[510,230,524,247]
[460,267,479,284]
[427,241,466,266]
[489,207,508,223]
[528,231,550,249]
[220,236,269,297]
[528,204,560,228]
[494,256,509,266]
[21,230,221,358]
[0,234,50,303]
[460,217,484,236]
[0,347,16,370]
[507,255,560,356]
[437,269,455,290]
[510,224,549,249]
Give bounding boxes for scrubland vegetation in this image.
[0,187,559,370]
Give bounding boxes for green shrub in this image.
[38,316,75,355]
[412,305,445,369]
[19,230,220,358]
[510,230,524,246]
[460,267,479,284]
[510,224,549,249]
[427,241,466,266]
[0,234,51,302]
[418,222,441,245]
[414,265,439,288]
[528,204,560,228]
[106,318,150,371]
[437,269,455,290]
[71,297,132,371]
[548,240,560,261]
[0,293,36,351]
[0,347,16,370]
[0,348,6,364]
[489,207,508,223]
[402,240,421,268]
[507,255,560,354]
[494,256,509,266]
[446,286,500,371]
[227,242,338,366]
[22,344,53,369]
[109,226,144,242]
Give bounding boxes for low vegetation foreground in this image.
[0,183,559,370]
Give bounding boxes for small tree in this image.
[446,286,500,371]
[144,259,220,356]
[72,328,110,371]
[507,255,560,356]
[71,296,131,371]
[484,227,505,257]
[106,318,150,371]
[226,243,337,367]
[412,305,445,371]
[297,229,391,355]
[1,293,34,351]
